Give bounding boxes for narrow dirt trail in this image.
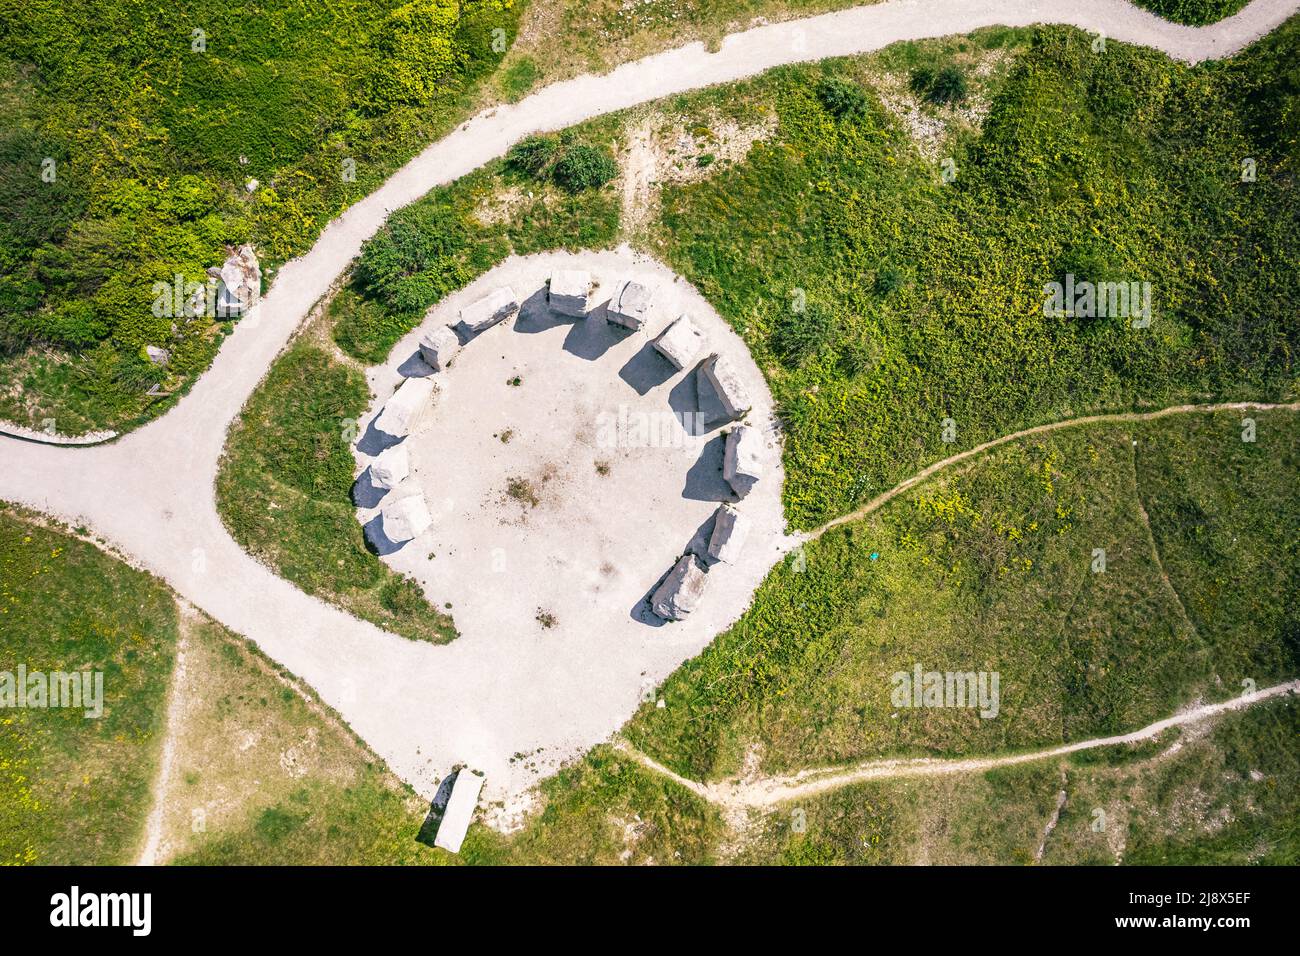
[617,679,1300,811]
[135,600,195,866]
[807,400,1300,542]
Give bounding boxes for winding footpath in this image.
[618,679,1300,813]
[2,0,1298,807]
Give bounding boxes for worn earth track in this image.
[1,0,1296,806]
[617,680,1300,812]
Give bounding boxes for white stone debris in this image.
[653,314,706,370]
[699,352,752,420]
[547,269,592,317]
[707,503,750,564]
[368,445,410,491]
[374,377,435,439]
[208,244,261,316]
[457,286,519,335]
[435,769,486,854]
[651,554,708,621]
[418,325,461,371]
[144,345,170,367]
[723,425,763,498]
[606,278,654,331]
[380,493,433,543]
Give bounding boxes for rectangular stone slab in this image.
[723,425,763,498]
[418,325,461,371]
[653,314,706,370]
[651,554,708,621]
[606,278,654,331]
[435,770,485,854]
[707,503,750,564]
[548,270,592,317]
[374,376,435,439]
[458,286,519,334]
[699,353,752,421]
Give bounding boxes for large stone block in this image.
[548,270,592,317]
[212,244,261,317]
[418,325,461,371]
[458,286,519,334]
[374,377,435,439]
[707,503,750,564]
[606,278,654,331]
[651,554,708,622]
[368,445,410,491]
[698,353,752,421]
[653,314,706,370]
[434,770,485,854]
[723,425,763,498]
[380,494,433,543]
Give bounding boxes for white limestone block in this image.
[548,270,591,317]
[435,770,485,854]
[707,504,750,564]
[653,314,706,370]
[723,425,763,498]
[380,494,433,543]
[368,445,410,491]
[418,325,461,371]
[651,555,708,621]
[374,377,435,439]
[458,286,519,334]
[606,279,654,331]
[699,353,752,420]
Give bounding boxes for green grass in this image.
[653,25,1299,529]
[0,505,177,864]
[1050,698,1300,864]
[738,696,1300,865]
[0,0,523,435]
[216,345,456,643]
[625,409,1300,781]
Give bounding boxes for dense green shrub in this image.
[552,143,619,193]
[1135,0,1250,25]
[771,301,836,366]
[816,76,870,120]
[506,135,561,177]
[364,0,463,111]
[910,65,968,104]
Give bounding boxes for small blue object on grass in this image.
[870,552,879,561]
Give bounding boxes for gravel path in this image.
[1,0,1295,809]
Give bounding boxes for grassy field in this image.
[0,504,176,864]
[738,696,1300,864]
[3,499,1291,865]
[651,23,1300,528]
[0,0,524,436]
[624,408,1300,780]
